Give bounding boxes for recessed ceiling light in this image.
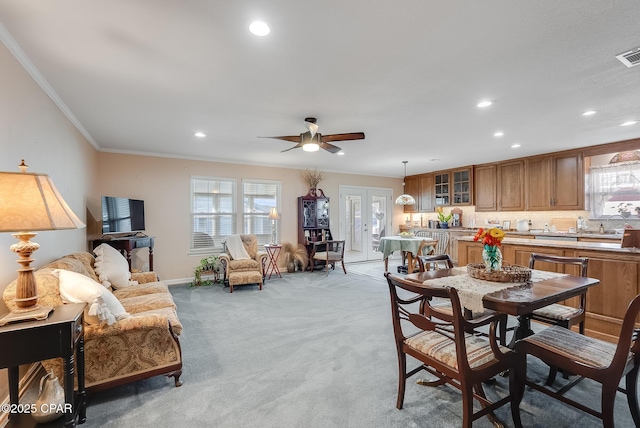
[582,110,597,116]
[249,21,270,37]
[511,143,521,148]
[620,120,638,127]
[494,131,504,137]
[337,151,345,156]
[477,100,492,108]
[194,132,206,138]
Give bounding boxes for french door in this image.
[338,186,392,263]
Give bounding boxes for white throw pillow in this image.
[93,243,136,289]
[55,269,129,325]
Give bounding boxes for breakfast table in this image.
[378,236,438,273]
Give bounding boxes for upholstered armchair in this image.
[219,234,268,293]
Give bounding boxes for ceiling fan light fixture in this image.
[302,142,320,152]
[249,21,270,37]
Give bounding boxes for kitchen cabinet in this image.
[474,164,497,211]
[452,168,473,205]
[431,167,473,207]
[498,160,525,211]
[526,153,584,210]
[474,160,524,211]
[418,173,435,212]
[402,175,419,213]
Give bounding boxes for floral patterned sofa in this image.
[2,252,183,392]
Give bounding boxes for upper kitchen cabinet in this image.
[418,173,435,212]
[526,153,584,210]
[433,167,473,207]
[403,175,420,213]
[474,164,497,211]
[474,160,525,211]
[452,168,473,205]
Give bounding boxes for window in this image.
[588,161,640,219]
[190,176,237,255]
[243,180,281,246]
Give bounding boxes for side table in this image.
[0,303,87,427]
[264,244,283,279]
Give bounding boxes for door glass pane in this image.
[345,195,362,253]
[372,196,386,253]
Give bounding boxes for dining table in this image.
[404,267,599,346]
[378,236,438,274]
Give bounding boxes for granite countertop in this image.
[457,235,637,253]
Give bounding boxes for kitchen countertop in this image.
[457,235,637,253]
[408,227,623,240]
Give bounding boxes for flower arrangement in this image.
[473,228,506,271]
[436,207,452,223]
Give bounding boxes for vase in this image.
[440,222,449,229]
[482,245,503,272]
[33,371,65,423]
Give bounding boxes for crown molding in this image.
[0,22,99,150]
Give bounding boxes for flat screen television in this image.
[101,196,145,235]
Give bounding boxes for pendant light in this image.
[395,161,416,205]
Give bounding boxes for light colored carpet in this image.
[74,262,636,427]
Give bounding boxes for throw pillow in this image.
[55,269,129,325]
[93,243,137,289]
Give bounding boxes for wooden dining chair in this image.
[528,253,589,385]
[528,253,589,334]
[311,240,346,276]
[514,293,640,427]
[385,272,524,428]
[417,253,454,272]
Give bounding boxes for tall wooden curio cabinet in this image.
[298,189,332,263]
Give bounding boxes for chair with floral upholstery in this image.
[219,234,268,293]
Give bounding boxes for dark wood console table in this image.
[1,303,86,427]
[91,236,154,271]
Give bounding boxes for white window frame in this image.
[189,176,237,255]
[242,179,282,247]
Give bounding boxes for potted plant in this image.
[617,202,633,218]
[192,255,221,286]
[436,207,452,229]
[281,242,309,272]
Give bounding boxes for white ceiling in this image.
[1,1,639,178]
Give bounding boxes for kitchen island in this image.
[457,235,638,343]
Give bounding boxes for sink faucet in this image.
[606,214,629,232]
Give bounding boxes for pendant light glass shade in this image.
[395,194,416,205]
[395,161,415,205]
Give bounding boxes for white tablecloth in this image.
[423,269,567,315]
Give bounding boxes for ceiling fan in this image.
[261,117,365,154]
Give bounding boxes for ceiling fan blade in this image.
[281,143,303,152]
[320,142,342,154]
[320,132,365,142]
[259,135,301,143]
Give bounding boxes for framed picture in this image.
[502,220,511,230]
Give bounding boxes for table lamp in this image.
[268,207,280,245]
[0,160,85,321]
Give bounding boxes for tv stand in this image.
[91,236,155,271]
